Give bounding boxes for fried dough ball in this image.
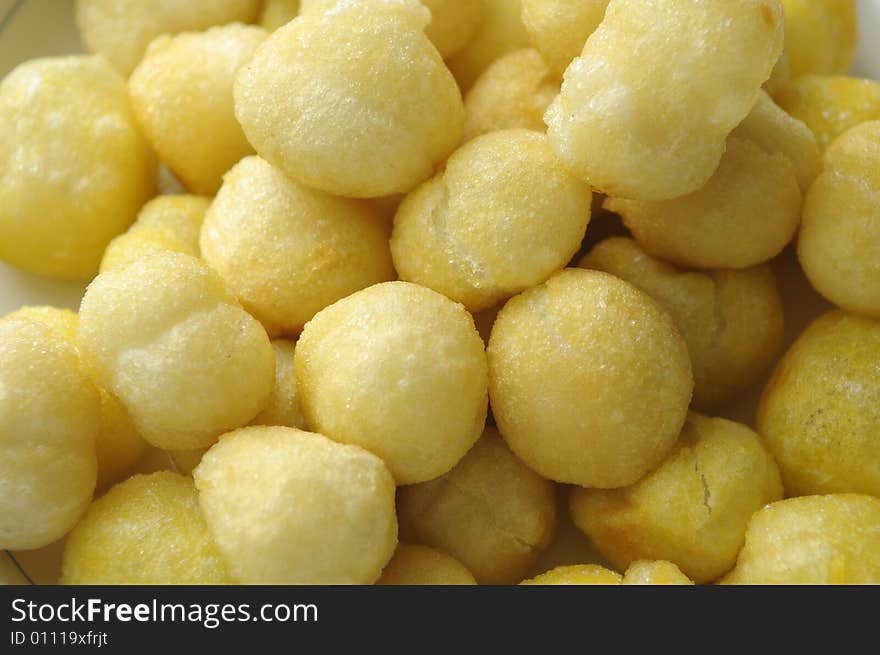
[398,428,556,584]
[61,472,229,584]
[723,495,880,585]
[78,252,275,451]
[259,0,300,31]
[779,0,858,78]
[0,319,99,550]
[520,0,609,77]
[522,561,693,585]
[200,157,394,336]
[570,413,783,583]
[377,545,477,585]
[421,0,484,59]
[488,269,693,489]
[545,0,783,201]
[757,311,880,497]
[296,281,488,485]
[194,426,398,584]
[235,0,464,198]
[0,56,156,281]
[392,130,591,312]
[798,122,880,318]
[622,560,694,586]
[579,238,784,409]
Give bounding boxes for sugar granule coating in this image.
[520,0,609,77]
[392,130,591,313]
[621,560,694,585]
[296,281,488,485]
[200,157,394,336]
[75,0,261,75]
[377,544,477,585]
[779,0,858,78]
[571,413,783,584]
[0,55,156,281]
[579,238,784,409]
[398,428,556,585]
[488,269,693,488]
[0,319,99,551]
[234,0,464,199]
[798,122,880,318]
[259,0,300,31]
[128,24,267,196]
[545,0,783,201]
[194,426,398,585]
[723,494,880,584]
[78,252,275,451]
[757,311,880,497]
[250,339,305,429]
[521,564,622,585]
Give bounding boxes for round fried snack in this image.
[488,269,693,489]
[570,413,783,584]
[521,564,622,585]
[235,0,464,198]
[621,560,694,585]
[545,0,783,201]
[78,252,275,451]
[757,311,880,497]
[579,238,784,409]
[194,426,398,585]
[259,0,300,31]
[0,56,156,281]
[520,0,609,77]
[129,24,267,196]
[200,157,394,336]
[398,428,556,584]
[61,472,229,584]
[377,545,476,585]
[392,130,591,313]
[75,0,261,75]
[250,339,305,430]
[723,495,880,585]
[798,122,880,318]
[296,281,488,485]
[0,319,99,550]
[422,0,484,59]
[779,0,858,78]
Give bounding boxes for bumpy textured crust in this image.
[779,0,858,78]
[522,561,693,585]
[194,426,398,584]
[545,0,783,201]
[757,311,880,497]
[392,130,591,312]
[520,0,609,76]
[398,428,557,585]
[488,269,693,488]
[0,56,156,280]
[295,281,488,485]
[259,0,300,31]
[61,472,229,584]
[377,544,477,585]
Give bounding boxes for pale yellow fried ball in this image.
[779,0,858,78]
[75,0,261,75]
[0,319,99,550]
[521,564,622,585]
[723,495,880,585]
[259,0,300,31]
[798,122,880,318]
[398,428,556,584]
[235,0,464,198]
[545,0,783,201]
[296,281,488,485]
[250,339,305,429]
[377,545,477,585]
[520,0,609,77]
[622,560,694,586]
[757,311,880,497]
[78,252,275,451]
[194,426,398,584]
[200,157,394,336]
[0,56,156,281]
[579,238,785,409]
[463,50,559,141]
[392,130,591,313]
[570,413,783,584]
[488,269,693,489]
[421,0,484,59]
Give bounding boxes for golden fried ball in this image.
[296,281,488,485]
[235,0,464,198]
[200,157,394,336]
[520,0,609,77]
[0,55,156,281]
[779,0,858,78]
[545,0,783,201]
[250,339,305,429]
[579,238,784,409]
[194,426,398,584]
[622,560,694,586]
[392,130,591,313]
[398,428,556,584]
[377,545,477,585]
[259,0,300,31]
[757,311,880,497]
[61,472,229,584]
[488,269,693,489]
[0,318,99,550]
[798,122,880,318]
[521,564,622,585]
[723,495,880,585]
[78,252,275,451]
[570,413,783,583]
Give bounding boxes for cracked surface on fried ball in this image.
[377,544,477,585]
[520,0,609,77]
[779,0,858,78]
